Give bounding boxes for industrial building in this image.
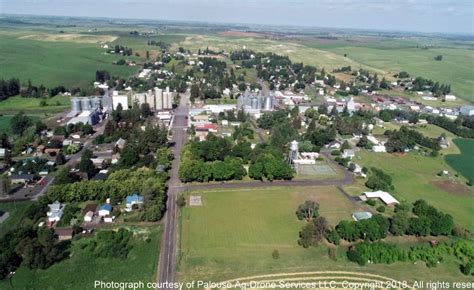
[237,91,275,115]
[131,87,174,111]
[67,96,103,125]
[112,91,129,110]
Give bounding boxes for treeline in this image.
[0,78,68,100]
[425,115,474,138]
[411,76,451,95]
[347,240,473,274]
[108,45,133,56]
[0,78,20,100]
[147,40,169,50]
[384,126,441,153]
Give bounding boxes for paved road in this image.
[156,94,189,289]
[1,120,107,202]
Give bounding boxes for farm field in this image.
[315,44,474,102]
[0,226,162,290]
[355,150,474,232]
[445,138,474,182]
[177,186,467,284]
[0,31,139,89]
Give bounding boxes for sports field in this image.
[445,138,474,182]
[0,226,162,290]
[177,186,467,284]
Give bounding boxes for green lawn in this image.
[445,138,474,181]
[178,186,468,284]
[0,201,33,237]
[0,31,139,89]
[355,150,474,232]
[0,114,41,134]
[1,226,162,290]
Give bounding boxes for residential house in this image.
[115,138,127,150]
[98,204,112,217]
[125,193,144,212]
[341,149,355,159]
[10,174,35,184]
[82,204,98,222]
[47,201,64,222]
[361,190,399,206]
[55,228,73,240]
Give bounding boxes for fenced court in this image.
[298,162,337,176]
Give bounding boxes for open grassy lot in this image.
[0,95,70,115]
[178,186,469,284]
[0,31,139,89]
[0,114,41,134]
[445,138,474,181]
[355,150,474,232]
[0,201,33,237]
[178,186,357,282]
[0,226,162,290]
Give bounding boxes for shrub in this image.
[272,249,280,259]
[366,199,376,206]
[376,206,386,213]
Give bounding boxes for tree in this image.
[298,222,316,248]
[54,166,78,185]
[296,200,319,222]
[190,83,200,103]
[55,151,66,165]
[11,112,32,135]
[119,144,140,167]
[434,55,443,61]
[313,216,329,242]
[78,149,96,178]
[390,212,409,236]
[407,217,431,236]
[0,175,11,196]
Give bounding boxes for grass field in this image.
[178,186,357,282]
[0,226,162,290]
[0,201,32,237]
[0,31,139,89]
[0,114,41,134]
[354,150,474,232]
[445,138,474,182]
[0,95,71,115]
[178,186,468,284]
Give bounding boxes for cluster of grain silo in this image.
[133,87,173,111]
[237,91,274,114]
[67,96,103,125]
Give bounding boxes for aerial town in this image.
[0,2,473,290]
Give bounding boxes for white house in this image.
[342,149,355,159]
[444,95,457,101]
[47,201,64,222]
[361,190,399,206]
[372,145,387,153]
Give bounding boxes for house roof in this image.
[55,228,73,236]
[126,193,144,204]
[11,174,35,180]
[99,204,112,212]
[82,203,99,215]
[363,190,399,205]
[352,211,373,221]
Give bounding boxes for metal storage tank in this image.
[264,96,273,110]
[155,88,163,110]
[91,97,102,109]
[71,98,82,113]
[250,97,259,110]
[81,98,92,110]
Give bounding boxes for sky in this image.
[0,0,473,34]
